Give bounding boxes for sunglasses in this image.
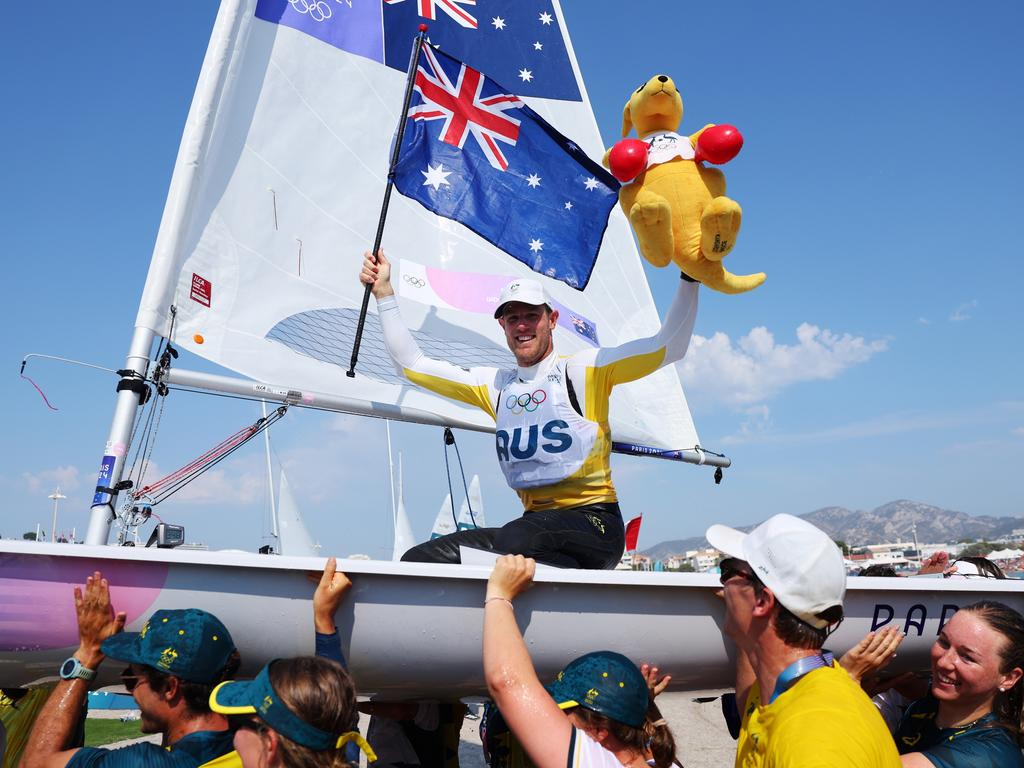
[121,668,146,693]
[718,558,756,586]
[228,715,269,735]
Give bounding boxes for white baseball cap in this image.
[706,514,846,629]
[493,278,551,319]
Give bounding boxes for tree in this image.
[834,539,851,556]
[22,531,38,541]
[958,541,994,559]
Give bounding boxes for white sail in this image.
[456,474,484,530]
[135,0,699,455]
[391,454,416,562]
[273,461,319,557]
[431,494,457,540]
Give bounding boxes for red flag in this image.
[624,515,642,552]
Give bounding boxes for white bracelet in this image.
[485,597,514,608]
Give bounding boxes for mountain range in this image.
[641,500,1024,561]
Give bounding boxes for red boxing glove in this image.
[694,124,743,165]
[607,139,649,182]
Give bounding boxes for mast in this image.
[83,0,248,545]
[263,400,279,538]
[386,421,397,539]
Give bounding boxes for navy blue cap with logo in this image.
[101,608,236,684]
[544,650,649,728]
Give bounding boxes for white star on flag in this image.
[421,162,452,190]
[533,41,543,50]
[529,238,544,253]
[539,11,553,25]
[564,201,573,210]
[526,173,541,188]
[518,68,533,82]
[491,16,505,30]
[583,177,600,190]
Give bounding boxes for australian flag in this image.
[256,0,582,102]
[392,44,619,289]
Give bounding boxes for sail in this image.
[391,454,416,561]
[431,494,457,540]
[273,462,319,557]
[136,0,699,454]
[456,474,484,530]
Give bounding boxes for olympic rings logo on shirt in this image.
[504,389,547,414]
[403,275,426,288]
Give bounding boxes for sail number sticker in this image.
[191,273,212,307]
[92,454,116,505]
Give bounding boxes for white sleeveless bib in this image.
[494,358,597,489]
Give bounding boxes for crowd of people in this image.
[10,517,1023,768]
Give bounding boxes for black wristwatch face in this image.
[60,658,77,678]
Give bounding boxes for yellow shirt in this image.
[736,663,901,768]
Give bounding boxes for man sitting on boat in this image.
[22,572,240,768]
[360,250,698,568]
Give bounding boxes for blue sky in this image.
[2,2,1022,557]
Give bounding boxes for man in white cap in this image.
[360,250,698,568]
[706,514,901,767]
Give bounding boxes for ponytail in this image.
[643,700,680,768]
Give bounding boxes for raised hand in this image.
[639,662,671,698]
[359,249,394,299]
[74,571,126,667]
[487,554,536,602]
[840,626,904,685]
[312,557,352,634]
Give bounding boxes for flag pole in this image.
[347,25,428,378]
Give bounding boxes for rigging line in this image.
[442,428,458,531]
[133,407,287,503]
[19,373,58,411]
[450,432,476,528]
[145,408,287,506]
[20,353,119,376]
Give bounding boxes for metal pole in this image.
[347,26,428,378]
[386,421,397,537]
[49,487,66,543]
[262,400,279,538]
[84,325,157,545]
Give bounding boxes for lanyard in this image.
[769,651,834,704]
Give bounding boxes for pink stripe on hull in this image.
[0,555,168,651]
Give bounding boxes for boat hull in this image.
[4,541,1023,698]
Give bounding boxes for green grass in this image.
[85,718,145,747]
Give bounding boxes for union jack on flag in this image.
[409,45,522,171]
[383,0,478,29]
[392,44,618,289]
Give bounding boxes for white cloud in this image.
[678,323,887,407]
[721,403,1023,447]
[21,465,81,494]
[918,317,931,325]
[949,300,977,322]
[1013,426,1024,438]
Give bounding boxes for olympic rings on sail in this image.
[504,389,547,415]
[288,0,334,23]
[403,275,426,288]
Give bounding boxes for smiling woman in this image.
[894,601,1024,768]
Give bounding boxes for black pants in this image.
[400,502,625,570]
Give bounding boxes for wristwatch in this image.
[59,657,96,681]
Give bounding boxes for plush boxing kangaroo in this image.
[604,74,765,294]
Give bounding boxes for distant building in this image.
[685,548,721,573]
